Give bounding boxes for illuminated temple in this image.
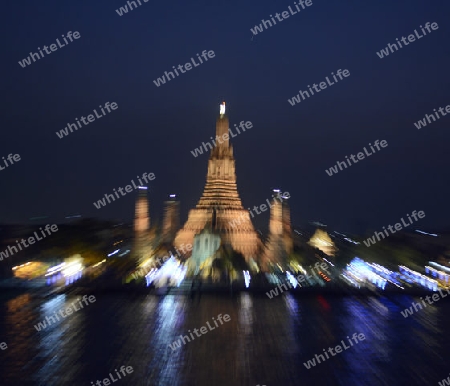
[262,193,293,270]
[174,103,261,264]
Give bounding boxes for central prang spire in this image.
[219,101,226,115]
[214,101,230,149]
[174,102,261,264]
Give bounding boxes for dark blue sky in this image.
[1,0,449,234]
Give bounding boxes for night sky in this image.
[1,0,449,234]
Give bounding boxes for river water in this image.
[0,291,449,386]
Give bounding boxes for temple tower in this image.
[134,187,149,233]
[282,198,294,254]
[132,187,152,261]
[162,194,180,244]
[262,190,293,270]
[174,102,261,264]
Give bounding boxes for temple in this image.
[132,186,154,261]
[161,194,180,244]
[130,103,295,276]
[174,103,261,265]
[262,191,293,270]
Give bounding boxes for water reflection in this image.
[35,294,86,385]
[3,294,36,385]
[147,295,187,386]
[0,293,450,385]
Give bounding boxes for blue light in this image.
[286,271,298,288]
[415,230,438,237]
[243,271,251,288]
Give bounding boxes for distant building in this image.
[308,229,337,257]
[132,187,154,262]
[262,192,293,270]
[161,195,180,244]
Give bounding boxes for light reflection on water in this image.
[3,294,36,385]
[35,294,86,385]
[148,295,187,386]
[0,293,449,385]
[237,293,253,383]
